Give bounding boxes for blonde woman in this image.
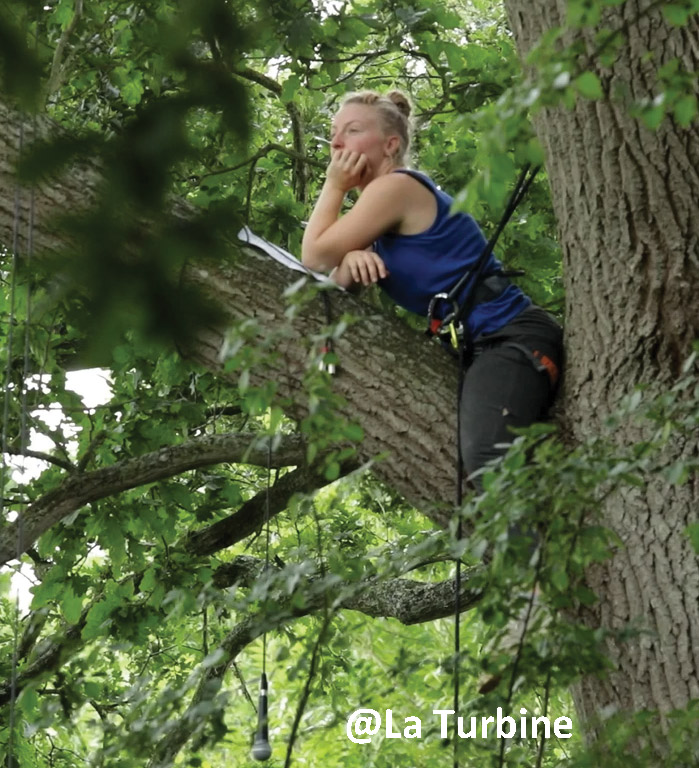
[302,90,563,493]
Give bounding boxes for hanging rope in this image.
[251,437,273,761]
[452,338,467,768]
[447,165,541,768]
[6,112,36,768]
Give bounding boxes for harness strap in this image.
[501,342,559,387]
[426,164,540,340]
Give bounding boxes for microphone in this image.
[251,672,272,761]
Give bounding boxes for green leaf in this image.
[575,71,603,99]
[674,95,697,127]
[662,4,691,25]
[282,75,301,103]
[667,461,690,485]
[642,104,665,130]
[551,566,569,591]
[685,523,699,555]
[344,423,364,442]
[62,586,84,625]
[324,460,340,481]
[18,685,39,718]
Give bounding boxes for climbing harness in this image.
[426,164,540,356]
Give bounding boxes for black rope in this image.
[451,164,540,328]
[251,438,274,761]
[452,336,468,768]
[262,438,272,677]
[448,165,540,768]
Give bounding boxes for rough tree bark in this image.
[2,0,699,754]
[504,0,699,749]
[0,98,458,532]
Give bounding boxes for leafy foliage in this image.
[1,0,698,766]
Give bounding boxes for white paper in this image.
[238,226,336,285]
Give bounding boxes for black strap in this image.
[427,164,540,339]
[451,164,539,327]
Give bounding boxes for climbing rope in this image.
[5,113,36,768]
[251,438,274,761]
[447,165,541,768]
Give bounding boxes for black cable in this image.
[251,439,273,761]
[452,337,468,768]
[451,164,540,328]
[449,166,540,766]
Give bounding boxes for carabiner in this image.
[426,292,459,337]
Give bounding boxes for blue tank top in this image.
[374,169,530,338]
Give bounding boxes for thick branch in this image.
[149,557,481,767]
[0,553,480,714]
[0,432,307,566]
[182,462,356,558]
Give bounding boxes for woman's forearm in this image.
[301,181,346,270]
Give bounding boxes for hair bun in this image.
[386,90,412,119]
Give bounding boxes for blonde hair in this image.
[340,90,413,166]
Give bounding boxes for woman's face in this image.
[330,103,397,184]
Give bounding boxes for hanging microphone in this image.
[251,672,272,761]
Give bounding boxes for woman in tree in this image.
[301,90,563,494]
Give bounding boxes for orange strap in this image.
[532,349,559,387]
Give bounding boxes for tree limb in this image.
[45,0,84,99]
[182,462,357,558]
[148,558,481,767]
[193,142,325,185]
[0,432,308,567]
[5,445,76,473]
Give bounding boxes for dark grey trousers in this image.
[459,305,564,491]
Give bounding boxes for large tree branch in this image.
[148,556,481,768]
[1,554,479,711]
[0,432,307,566]
[0,94,462,542]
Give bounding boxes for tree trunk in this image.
[504,0,699,748]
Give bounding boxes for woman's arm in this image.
[301,150,411,271]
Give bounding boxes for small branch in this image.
[77,431,108,472]
[5,445,76,473]
[231,66,310,203]
[194,143,324,185]
[233,66,282,95]
[45,0,84,99]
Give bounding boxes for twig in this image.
[5,444,76,473]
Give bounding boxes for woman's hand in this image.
[326,149,368,192]
[331,249,389,288]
